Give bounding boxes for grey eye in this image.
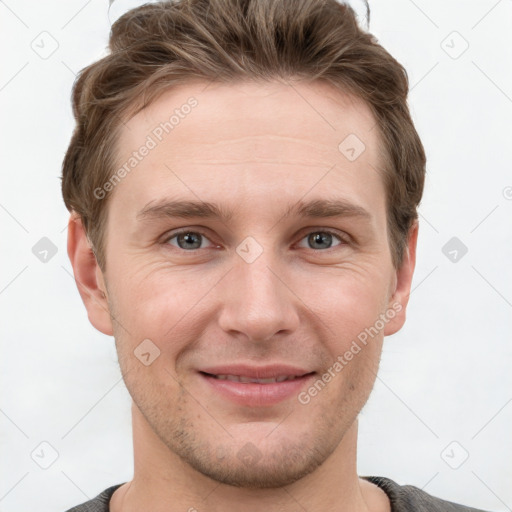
[168,231,212,250]
[298,231,343,250]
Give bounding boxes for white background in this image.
[1,0,511,510]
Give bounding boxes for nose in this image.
[217,249,300,343]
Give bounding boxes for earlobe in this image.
[67,213,114,336]
[384,221,419,337]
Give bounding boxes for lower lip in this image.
[199,372,316,407]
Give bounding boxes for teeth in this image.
[258,378,277,384]
[212,374,299,383]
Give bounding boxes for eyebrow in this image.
[136,198,372,223]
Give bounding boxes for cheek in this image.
[109,262,188,323]
[108,250,391,353]
[317,274,387,400]
[108,263,217,363]
[297,266,389,344]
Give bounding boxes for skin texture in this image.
[68,79,418,511]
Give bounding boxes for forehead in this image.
[120,79,379,156]
[110,79,385,216]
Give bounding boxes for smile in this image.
[198,366,316,406]
[206,374,304,383]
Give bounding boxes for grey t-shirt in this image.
[64,476,492,511]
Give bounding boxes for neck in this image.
[110,404,385,512]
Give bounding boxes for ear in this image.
[67,213,113,336]
[384,220,419,336]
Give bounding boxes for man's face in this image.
[94,80,410,487]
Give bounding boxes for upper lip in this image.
[199,364,314,379]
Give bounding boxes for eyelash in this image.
[162,228,351,252]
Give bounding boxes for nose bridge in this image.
[217,242,299,341]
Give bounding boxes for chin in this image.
[176,438,328,489]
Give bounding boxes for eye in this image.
[164,230,215,251]
[162,228,349,253]
[297,230,347,250]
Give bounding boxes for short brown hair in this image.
[61,0,426,271]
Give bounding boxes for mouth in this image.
[201,373,308,383]
[198,365,316,406]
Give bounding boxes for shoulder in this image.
[362,476,493,512]
[63,484,124,512]
[63,478,494,512]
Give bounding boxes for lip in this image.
[198,364,316,407]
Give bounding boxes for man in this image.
[61,0,491,510]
